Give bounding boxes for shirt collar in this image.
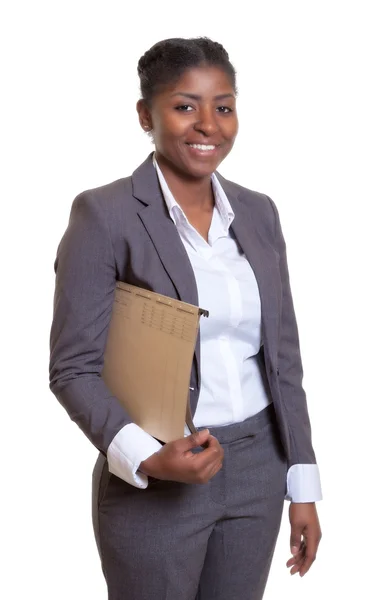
[152,153,235,231]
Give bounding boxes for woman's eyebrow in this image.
[170,92,235,100]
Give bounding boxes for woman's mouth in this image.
[186,143,220,156]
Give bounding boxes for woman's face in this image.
[137,65,239,179]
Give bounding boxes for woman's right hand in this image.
[139,429,224,484]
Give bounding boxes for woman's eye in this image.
[174,105,233,113]
[175,105,194,111]
[217,106,233,113]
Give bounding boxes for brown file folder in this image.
[102,282,209,443]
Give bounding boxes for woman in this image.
[50,37,322,600]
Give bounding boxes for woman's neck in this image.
[155,154,214,213]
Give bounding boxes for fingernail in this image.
[291,546,299,555]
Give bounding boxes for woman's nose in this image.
[193,109,219,136]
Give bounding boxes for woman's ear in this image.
[136,99,152,133]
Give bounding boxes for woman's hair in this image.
[137,37,237,105]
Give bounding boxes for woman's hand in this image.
[287,502,322,577]
[139,429,224,484]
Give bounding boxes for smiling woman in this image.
[137,58,239,239]
[137,39,238,196]
[49,36,322,600]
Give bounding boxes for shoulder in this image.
[67,176,138,241]
[72,175,133,215]
[216,172,278,234]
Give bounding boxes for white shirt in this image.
[107,157,322,503]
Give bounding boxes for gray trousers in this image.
[92,405,287,600]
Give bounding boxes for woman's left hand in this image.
[286,502,322,577]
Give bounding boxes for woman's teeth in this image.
[188,144,216,151]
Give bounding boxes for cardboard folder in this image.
[102,282,209,443]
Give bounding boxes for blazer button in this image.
[276,369,280,376]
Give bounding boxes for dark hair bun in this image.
[137,37,236,104]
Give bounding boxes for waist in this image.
[196,403,276,444]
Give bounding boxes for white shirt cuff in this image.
[107,423,162,488]
[286,463,323,502]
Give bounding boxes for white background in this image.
[1,1,364,598]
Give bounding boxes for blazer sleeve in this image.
[49,191,132,454]
[267,196,317,468]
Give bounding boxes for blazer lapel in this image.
[131,154,199,307]
[218,176,280,364]
[131,154,202,394]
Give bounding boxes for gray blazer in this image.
[49,153,316,469]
